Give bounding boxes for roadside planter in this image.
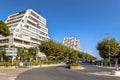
[111,70,120,76]
[111,58,120,76]
[68,63,84,70]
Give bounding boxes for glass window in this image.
[28,16,39,23]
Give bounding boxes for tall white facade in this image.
[0,9,50,48]
[63,37,80,51]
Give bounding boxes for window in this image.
[11,28,15,32]
[0,39,9,43]
[22,34,30,40]
[28,16,39,23]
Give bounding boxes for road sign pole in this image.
[12,56,16,65]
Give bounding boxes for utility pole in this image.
[36,23,41,67]
[106,32,111,67]
[36,23,39,63]
[108,44,111,67]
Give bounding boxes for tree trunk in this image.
[115,59,118,71]
[1,56,3,61]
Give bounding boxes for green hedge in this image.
[69,63,80,66]
[41,60,62,65]
[0,62,12,67]
[31,60,38,65]
[0,60,62,67]
[67,63,80,68]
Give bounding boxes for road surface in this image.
[16,64,120,80]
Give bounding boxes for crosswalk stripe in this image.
[8,77,16,80]
[0,73,6,75]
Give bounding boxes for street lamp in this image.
[36,23,41,67]
[108,44,111,67]
[106,32,111,67]
[36,23,39,46]
[36,23,39,63]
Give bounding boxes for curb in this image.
[0,63,66,69]
[97,65,120,69]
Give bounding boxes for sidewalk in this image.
[97,65,120,70]
[0,68,30,80]
[0,63,65,80]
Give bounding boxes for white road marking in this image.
[0,73,6,75]
[88,72,111,76]
[8,77,16,80]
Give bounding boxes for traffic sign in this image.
[5,48,17,56]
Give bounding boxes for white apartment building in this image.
[0,9,49,48]
[63,37,80,51]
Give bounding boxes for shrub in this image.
[67,63,80,68]
[41,60,62,64]
[5,62,12,67]
[31,60,39,65]
[0,62,12,67]
[69,63,80,66]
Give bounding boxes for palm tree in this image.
[17,47,25,61]
[0,45,8,61]
[28,47,37,61]
[0,50,5,61]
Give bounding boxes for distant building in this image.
[0,9,50,48]
[63,37,80,51]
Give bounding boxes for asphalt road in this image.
[16,64,120,80]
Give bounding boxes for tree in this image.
[0,20,10,36]
[0,20,10,61]
[17,47,30,61]
[28,47,37,60]
[0,45,9,61]
[83,52,96,60]
[39,40,96,61]
[17,47,25,61]
[0,50,5,61]
[69,50,79,61]
[97,38,120,59]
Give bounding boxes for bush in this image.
[41,60,62,65]
[0,62,12,67]
[5,62,12,67]
[13,60,19,66]
[69,63,80,66]
[67,63,80,68]
[31,60,39,65]
[0,62,5,66]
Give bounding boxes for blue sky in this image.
[1,0,120,59]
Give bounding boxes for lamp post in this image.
[36,23,41,67]
[108,44,111,67]
[36,23,39,46]
[36,23,39,63]
[106,32,111,67]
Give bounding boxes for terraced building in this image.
[63,37,80,51]
[0,9,50,48]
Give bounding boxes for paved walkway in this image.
[0,63,65,80]
[0,68,30,80]
[96,65,120,70]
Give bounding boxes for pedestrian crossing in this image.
[88,71,120,77]
[88,72,111,76]
[0,73,6,75]
[8,77,16,80]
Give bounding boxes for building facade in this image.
[0,9,49,48]
[63,37,80,51]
